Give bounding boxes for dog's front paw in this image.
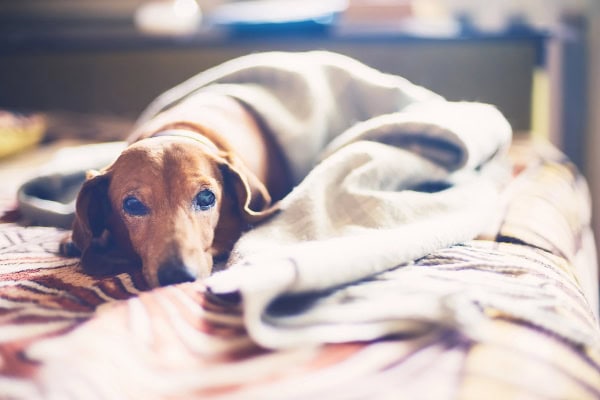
[59,236,81,257]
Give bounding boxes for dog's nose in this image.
[157,261,197,286]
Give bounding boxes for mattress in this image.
[0,138,598,399]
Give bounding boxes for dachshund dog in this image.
[60,92,291,287]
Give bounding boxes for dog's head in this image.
[68,134,275,287]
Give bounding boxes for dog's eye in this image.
[193,189,216,211]
[123,196,149,216]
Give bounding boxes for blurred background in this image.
[0,0,598,254]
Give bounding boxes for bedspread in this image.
[0,137,598,399]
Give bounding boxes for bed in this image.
[1,51,599,398]
[0,132,598,399]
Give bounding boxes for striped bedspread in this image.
[0,138,599,399]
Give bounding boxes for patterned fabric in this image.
[0,138,598,399]
[496,139,599,317]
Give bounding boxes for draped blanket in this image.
[142,51,514,348]
[19,52,516,350]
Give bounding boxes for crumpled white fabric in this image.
[142,51,513,348]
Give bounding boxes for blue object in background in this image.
[208,0,345,34]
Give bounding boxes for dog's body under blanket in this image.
[19,51,541,350]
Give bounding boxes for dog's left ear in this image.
[211,154,279,258]
[218,154,279,224]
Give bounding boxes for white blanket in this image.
[139,51,512,348]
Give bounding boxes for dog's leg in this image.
[59,234,81,257]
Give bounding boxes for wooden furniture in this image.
[0,14,584,168]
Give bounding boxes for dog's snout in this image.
[157,261,197,286]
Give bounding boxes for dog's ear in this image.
[73,170,110,241]
[211,154,280,258]
[218,154,279,224]
[67,170,138,275]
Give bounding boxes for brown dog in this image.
[60,92,291,287]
